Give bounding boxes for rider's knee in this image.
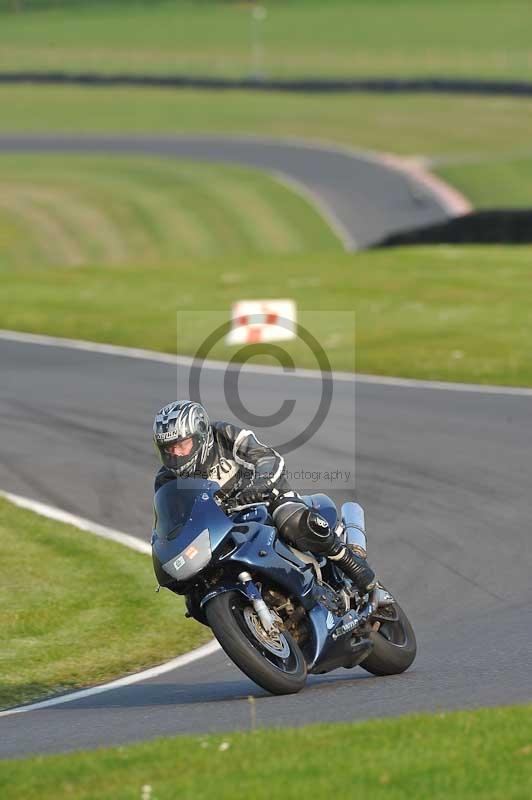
[271,496,335,555]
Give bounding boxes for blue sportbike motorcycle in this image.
[152,478,416,695]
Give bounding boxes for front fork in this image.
[238,571,276,631]
[236,557,395,639]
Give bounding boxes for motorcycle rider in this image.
[153,400,376,594]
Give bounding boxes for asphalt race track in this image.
[0,137,530,758]
[0,133,456,249]
[1,337,531,758]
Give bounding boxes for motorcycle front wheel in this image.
[360,599,417,676]
[205,590,307,695]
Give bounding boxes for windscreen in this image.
[153,478,212,540]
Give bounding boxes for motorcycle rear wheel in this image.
[205,590,307,695]
[360,600,417,676]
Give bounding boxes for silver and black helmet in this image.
[153,400,214,477]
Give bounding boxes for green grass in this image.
[1,705,531,799]
[0,0,530,81]
[0,20,531,386]
[436,155,532,207]
[2,3,532,207]
[2,245,532,387]
[0,155,340,268]
[0,496,211,710]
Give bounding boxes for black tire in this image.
[360,600,417,676]
[205,590,307,695]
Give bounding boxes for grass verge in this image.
[436,155,532,208]
[0,496,210,710]
[0,0,530,81]
[2,245,532,387]
[1,705,531,799]
[0,155,340,268]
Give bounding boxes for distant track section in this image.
[0,133,455,248]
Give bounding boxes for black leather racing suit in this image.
[155,422,376,591]
[155,421,287,498]
[154,421,338,556]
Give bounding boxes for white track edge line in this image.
[0,490,151,554]
[0,641,221,718]
[0,490,221,717]
[1,328,532,396]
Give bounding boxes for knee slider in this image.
[303,509,336,553]
[306,509,331,538]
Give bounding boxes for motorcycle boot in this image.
[328,539,376,594]
[304,509,377,593]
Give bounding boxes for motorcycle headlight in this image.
[162,528,211,580]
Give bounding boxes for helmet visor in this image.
[155,433,203,474]
[163,437,195,458]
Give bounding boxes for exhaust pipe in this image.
[340,502,368,554]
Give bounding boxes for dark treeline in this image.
[376,210,532,248]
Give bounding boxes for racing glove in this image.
[236,479,278,505]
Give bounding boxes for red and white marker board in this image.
[226,299,296,345]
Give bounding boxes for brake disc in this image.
[243,606,290,658]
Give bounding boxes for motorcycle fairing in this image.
[151,478,375,675]
[220,525,317,608]
[152,480,316,600]
[152,478,232,586]
[305,604,373,673]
